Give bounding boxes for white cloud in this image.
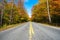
[24,0,29,2]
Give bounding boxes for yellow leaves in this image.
[39,0,52,4]
[5,3,12,10]
[39,0,47,3]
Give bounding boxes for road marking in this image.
[29,22,34,40]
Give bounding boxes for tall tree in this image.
[0,0,7,26]
[10,0,14,24]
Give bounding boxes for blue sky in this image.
[7,0,38,17]
[24,0,38,17]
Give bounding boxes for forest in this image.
[31,0,60,26]
[0,0,29,28]
[0,0,60,30]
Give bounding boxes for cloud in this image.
[24,0,29,2]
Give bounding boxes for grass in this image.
[0,23,21,31]
[36,22,60,28]
[48,23,60,27]
[41,23,60,28]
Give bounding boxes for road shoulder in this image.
[36,23,60,29]
[0,23,26,32]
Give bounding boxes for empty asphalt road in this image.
[0,22,60,40]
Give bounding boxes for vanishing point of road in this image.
[0,22,60,40]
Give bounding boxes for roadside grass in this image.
[40,23,60,28]
[36,22,60,28]
[45,23,60,27]
[0,23,21,31]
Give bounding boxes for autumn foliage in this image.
[0,0,29,26]
[31,0,60,26]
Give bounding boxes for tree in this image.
[31,3,49,23]
[0,0,7,26]
[31,0,60,26]
[0,0,29,27]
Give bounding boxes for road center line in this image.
[29,22,34,40]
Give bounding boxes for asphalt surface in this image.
[0,22,60,40]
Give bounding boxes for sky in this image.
[7,0,38,17]
[24,0,38,17]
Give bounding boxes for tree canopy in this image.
[31,0,60,25]
[0,0,29,26]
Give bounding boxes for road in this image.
[0,22,60,40]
